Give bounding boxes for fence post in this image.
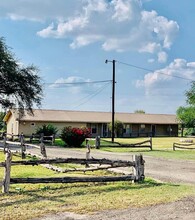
[11,133,14,142]
[85,139,91,167]
[133,155,145,182]
[3,135,8,154]
[173,143,175,151]
[150,137,153,150]
[30,133,34,143]
[20,133,26,159]
[40,133,47,158]
[51,134,55,145]
[95,136,100,149]
[2,149,12,193]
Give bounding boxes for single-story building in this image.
[3,109,179,137]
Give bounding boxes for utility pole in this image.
[105,59,116,143]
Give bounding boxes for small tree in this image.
[109,120,124,138]
[60,126,91,147]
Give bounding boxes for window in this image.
[140,124,145,132]
[91,124,97,134]
[31,122,35,127]
[124,124,131,134]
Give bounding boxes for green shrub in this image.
[60,126,91,147]
[36,124,58,136]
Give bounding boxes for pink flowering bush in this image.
[60,126,91,147]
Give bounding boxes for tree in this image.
[0,37,42,113]
[109,120,124,137]
[134,110,145,114]
[177,82,195,135]
[177,106,195,128]
[0,112,6,131]
[186,81,195,105]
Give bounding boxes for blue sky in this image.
[0,0,195,114]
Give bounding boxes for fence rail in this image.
[0,132,55,145]
[10,175,136,184]
[103,138,152,150]
[173,142,195,151]
[0,134,47,158]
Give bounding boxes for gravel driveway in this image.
[27,146,195,185]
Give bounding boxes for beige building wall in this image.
[18,121,87,136]
[6,113,19,135]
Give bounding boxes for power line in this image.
[117,60,194,81]
[119,94,184,97]
[44,79,112,86]
[73,82,111,109]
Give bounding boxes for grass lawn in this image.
[99,137,195,161]
[1,152,195,220]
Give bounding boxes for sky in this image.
[0,0,195,114]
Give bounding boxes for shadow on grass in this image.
[0,178,181,209]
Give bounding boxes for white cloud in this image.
[158,51,168,63]
[38,0,178,60]
[50,76,99,94]
[38,16,89,38]
[70,35,103,49]
[1,0,179,61]
[139,42,161,54]
[0,0,82,22]
[84,0,107,14]
[37,23,55,38]
[111,0,140,22]
[136,59,195,95]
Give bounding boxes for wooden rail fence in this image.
[103,138,152,150]
[173,142,195,151]
[0,132,55,145]
[0,149,145,193]
[0,134,47,159]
